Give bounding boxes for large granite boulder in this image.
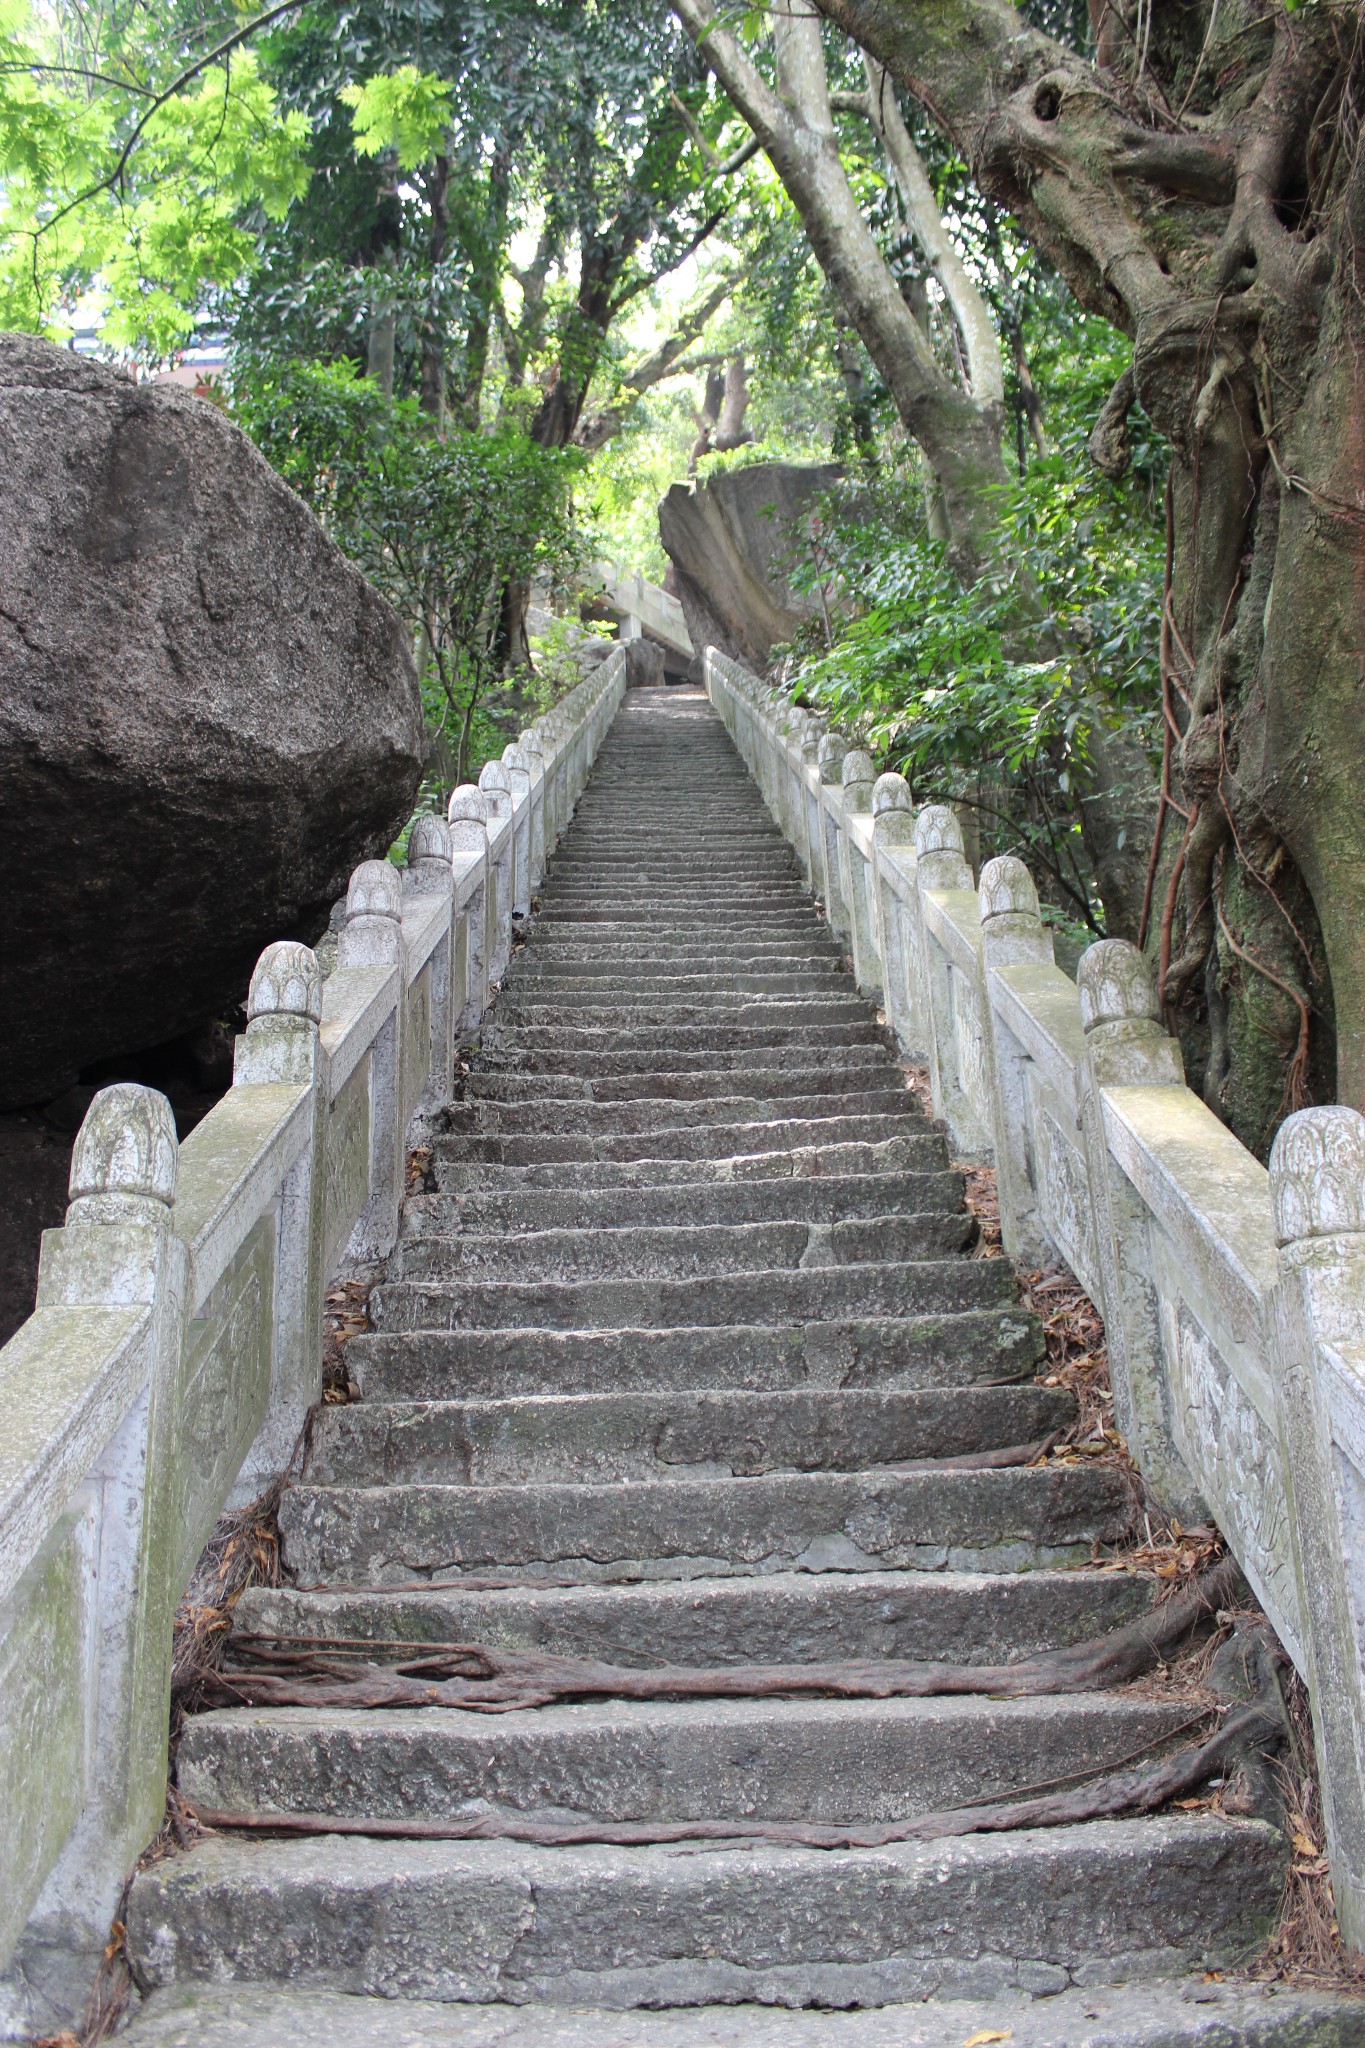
[658,462,842,672]
[0,335,425,1109]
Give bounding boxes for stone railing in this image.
[707,646,1365,1947]
[0,649,626,2029]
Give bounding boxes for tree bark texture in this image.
[817,0,1359,1142]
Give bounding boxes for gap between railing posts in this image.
[0,647,626,2038]
[704,644,1365,1949]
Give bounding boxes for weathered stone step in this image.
[369,1255,1015,1334]
[235,1565,1155,1669]
[105,1978,1365,2048]
[464,1057,900,1099]
[499,972,854,1000]
[403,1170,962,1234]
[438,1088,920,1139]
[514,946,843,971]
[430,1133,952,1192]
[277,1462,1130,1585]
[126,1820,1284,2009]
[305,1385,1073,1486]
[491,1001,875,1032]
[349,1307,1041,1401]
[389,1214,974,1285]
[534,913,827,932]
[431,1110,940,1167]
[177,1692,1192,1829]
[478,1022,891,1055]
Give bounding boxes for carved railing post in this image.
[978,857,1054,1266]
[17,1086,188,2013]
[404,816,456,1114]
[505,740,543,894]
[1270,1106,1365,1950]
[816,732,851,935]
[448,785,491,1037]
[337,860,404,1261]
[912,805,985,1150]
[478,760,522,933]
[837,749,879,994]
[232,941,326,1486]
[870,772,918,1055]
[1076,939,1200,1515]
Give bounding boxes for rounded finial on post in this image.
[478,761,514,817]
[248,941,323,1025]
[914,805,972,890]
[872,773,912,818]
[406,814,454,897]
[338,858,403,969]
[840,750,877,811]
[1077,939,1160,1034]
[67,1083,177,1227]
[1270,1107,1365,1252]
[980,855,1041,926]
[817,733,850,785]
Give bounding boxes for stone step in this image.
[348,1307,1042,1401]
[491,1002,876,1032]
[477,1022,891,1055]
[430,1111,942,1167]
[402,1170,963,1234]
[277,1462,1131,1585]
[498,973,855,999]
[429,1133,953,1192]
[463,1058,900,1099]
[235,1565,1156,1668]
[125,1820,1284,2010]
[513,948,845,972]
[369,1256,1017,1334]
[106,1980,1365,2048]
[438,1089,921,1138]
[533,914,829,932]
[177,1692,1193,1829]
[388,1214,974,1285]
[305,1385,1074,1486]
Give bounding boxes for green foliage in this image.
[339,65,452,170]
[0,2,310,355]
[233,353,593,786]
[784,311,1164,926]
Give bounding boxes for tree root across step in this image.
[186,1678,1286,1852]
[201,1554,1245,1715]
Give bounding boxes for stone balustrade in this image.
[707,645,1365,1949]
[0,648,626,2023]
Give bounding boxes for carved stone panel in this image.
[1035,1105,1099,1296]
[323,1056,371,1278]
[401,963,431,1126]
[0,1510,87,1956]
[173,1217,274,1585]
[1166,1299,1302,1661]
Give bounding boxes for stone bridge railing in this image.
[0,649,626,2025]
[707,646,1365,1949]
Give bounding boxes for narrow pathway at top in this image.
[127,687,1290,2033]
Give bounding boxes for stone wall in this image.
[0,651,627,2035]
[707,647,1365,1952]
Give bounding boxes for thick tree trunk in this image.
[419,154,451,428]
[817,0,1359,1141]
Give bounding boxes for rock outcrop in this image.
[658,462,841,672]
[0,335,425,1109]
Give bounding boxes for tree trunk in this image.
[817,0,1357,1143]
[673,0,1009,575]
[419,154,451,429]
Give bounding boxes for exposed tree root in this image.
[197,1555,1245,1716]
[184,1663,1284,1852]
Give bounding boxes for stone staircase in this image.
[121,689,1355,2046]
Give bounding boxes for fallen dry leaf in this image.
[963,2033,1013,2047]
